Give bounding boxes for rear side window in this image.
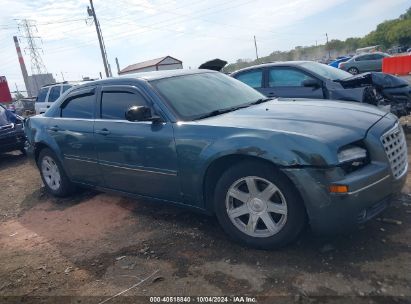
[61,94,94,119]
[101,91,147,120]
[48,86,61,103]
[37,88,49,103]
[235,70,263,88]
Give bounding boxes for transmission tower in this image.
[17,19,47,75]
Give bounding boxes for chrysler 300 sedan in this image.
[24,70,407,249]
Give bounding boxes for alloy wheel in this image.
[225,176,287,238]
[41,156,61,191]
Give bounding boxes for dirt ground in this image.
[0,137,410,304]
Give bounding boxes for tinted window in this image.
[48,86,61,102]
[268,68,313,87]
[62,85,72,93]
[152,72,264,120]
[61,94,94,119]
[370,53,384,60]
[101,91,147,120]
[355,54,373,61]
[235,70,263,88]
[37,88,49,103]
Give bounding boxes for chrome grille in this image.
[381,123,408,179]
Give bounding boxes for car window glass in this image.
[370,54,383,60]
[36,88,49,103]
[235,70,263,88]
[268,68,313,87]
[61,94,94,119]
[62,85,72,93]
[101,91,147,120]
[48,86,61,103]
[356,54,372,61]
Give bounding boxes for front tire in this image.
[37,148,75,197]
[214,161,306,249]
[348,67,359,75]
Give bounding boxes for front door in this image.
[47,86,102,185]
[94,85,180,201]
[260,67,324,99]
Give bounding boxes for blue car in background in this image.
[328,56,351,68]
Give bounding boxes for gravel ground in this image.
[0,135,410,304]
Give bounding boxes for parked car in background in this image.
[328,56,351,68]
[25,70,407,249]
[338,52,390,74]
[231,61,411,117]
[387,46,408,55]
[14,98,35,116]
[35,82,74,114]
[0,104,25,155]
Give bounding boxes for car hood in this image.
[196,99,387,145]
[337,72,409,89]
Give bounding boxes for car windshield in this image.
[300,61,353,80]
[151,72,265,121]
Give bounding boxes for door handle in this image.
[267,92,276,97]
[48,125,60,132]
[96,128,111,135]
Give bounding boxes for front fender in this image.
[174,125,337,207]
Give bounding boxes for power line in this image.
[17,19,47,75]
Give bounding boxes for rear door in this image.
[261,67,324,98]
[47,86,102,185]
[94,85,180,200]
[368,53,385,71]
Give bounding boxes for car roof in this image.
[354,52,388,57]
[231,61,313,74]
[71,69,217,89]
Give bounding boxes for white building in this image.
[118,56,183,75]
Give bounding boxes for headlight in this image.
[338,146,367,163]
[338,145,368,173]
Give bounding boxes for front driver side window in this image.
[268,68,313,87]
[235,70,263,88]
[101,91,147,120]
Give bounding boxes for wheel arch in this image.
[202,154,304,214]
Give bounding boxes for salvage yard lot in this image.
[0,136,410,303]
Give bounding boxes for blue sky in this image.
[0,0,410,92]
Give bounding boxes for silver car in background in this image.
[339,52,391,75]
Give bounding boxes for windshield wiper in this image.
[250,97,273,105]
[195,104,251,120]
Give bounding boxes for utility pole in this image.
[87,0,110,77]
[325,33,331,59]
[254,35,259,61]
[115,57,121,75]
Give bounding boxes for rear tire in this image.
[37,148,75,197]
[214,161,306,249]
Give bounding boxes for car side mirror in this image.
[302,79,321,88]
[125,106,162,123]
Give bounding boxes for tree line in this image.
[223,7,411,73]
